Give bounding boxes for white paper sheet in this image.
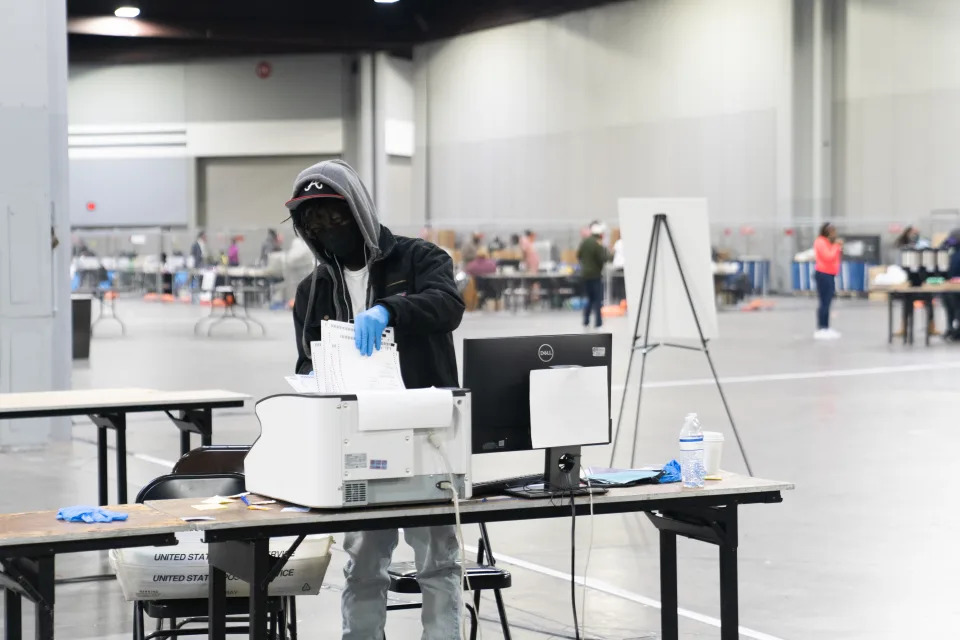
[355,388,454,432]
[529,366,609,449]
[311,320,405,394]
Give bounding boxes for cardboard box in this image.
[110,532,332,601]
[867,265,888,290]
[437,230,456,250]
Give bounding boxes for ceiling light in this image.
[114,6,140,18]
[374,0,400,4]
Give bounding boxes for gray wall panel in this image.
[69,157,190,227]
[416,0,788,230]
[69,64,187,125]
[200,155,331,230]
[426,110,776,227]
[184,55,342,123]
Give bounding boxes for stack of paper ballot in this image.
[308,320,405,393]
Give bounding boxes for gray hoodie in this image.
[289,159,384,352]
[289,159,383,263]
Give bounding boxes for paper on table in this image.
[355,388,453,432]
[529,366,609,449]
[191,503,228,511]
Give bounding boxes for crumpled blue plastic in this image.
[56,506,129,523]
[659,459,681,484]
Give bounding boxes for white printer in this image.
[244,388,472,509]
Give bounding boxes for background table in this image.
[0,389,248,505]
[875,282,960,345]
[475,273,576,311]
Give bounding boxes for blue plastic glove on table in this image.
[659,459,681,484]
[57,506,129,523]
[354,305,390,356]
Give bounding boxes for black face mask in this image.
[320,223,365,261]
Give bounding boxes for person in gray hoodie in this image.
[286,159,464,639]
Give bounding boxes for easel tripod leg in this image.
[661,217,753,476]
[611,215,662,467]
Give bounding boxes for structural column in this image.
[0,0,72,447]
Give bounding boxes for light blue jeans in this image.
[342,526,462,640]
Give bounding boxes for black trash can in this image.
[72,294,92,360]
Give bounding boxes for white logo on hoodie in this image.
[304,181,324,192]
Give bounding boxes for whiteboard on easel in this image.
[618,198,718,341]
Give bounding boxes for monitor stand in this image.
[504,446,608,499]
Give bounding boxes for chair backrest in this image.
[136,473,245,504]
[172,445,250,476]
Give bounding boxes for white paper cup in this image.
[702,431,724,476]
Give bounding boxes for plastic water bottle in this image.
[679,413,705,488]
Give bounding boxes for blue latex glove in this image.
[354,305,390,356]
[57,506,129,523]
[659,459,681,484]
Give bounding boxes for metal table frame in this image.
[0,532,179,640]
[194,489,783,640]
[0,399,245,505]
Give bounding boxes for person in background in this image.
[520,229,540,273]
[465,246,497,278]
[465,246,499,308]
[461,231,483,265]
[227,237,241,266]
[260,229,282,265]
[814,222,843,340]
[895,225,920,249]
[190,232,207,268]
[578,221,611,329]
[611,235,626,303]
[941,229,960,340]
[288,159,464,640]
[488,235,506,253]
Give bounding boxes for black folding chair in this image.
[385,523,512,640]
[171,445,249,476]
[132,473,290,640]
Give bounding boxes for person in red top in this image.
[814,222,844,339]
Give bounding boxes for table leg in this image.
[659,530,679,640]
[35,557,55,640]
[208,539,271,640]
[903,298,912,345]
[180,430,191,457]
[4,588,22,640]
[887,295,893,344]
[201,410,213,447]
[248,539,271,640]
[97,425,108,506]
[115,415,128,505]
[209,563,227,640]
[926,298,932,347]
[719,509,740,640]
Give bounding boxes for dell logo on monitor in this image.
[537,344,554,363]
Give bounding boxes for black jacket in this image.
[293,225,464,389]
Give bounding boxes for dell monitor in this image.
[463,333,612,497]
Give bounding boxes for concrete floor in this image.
[3,295,960,639]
